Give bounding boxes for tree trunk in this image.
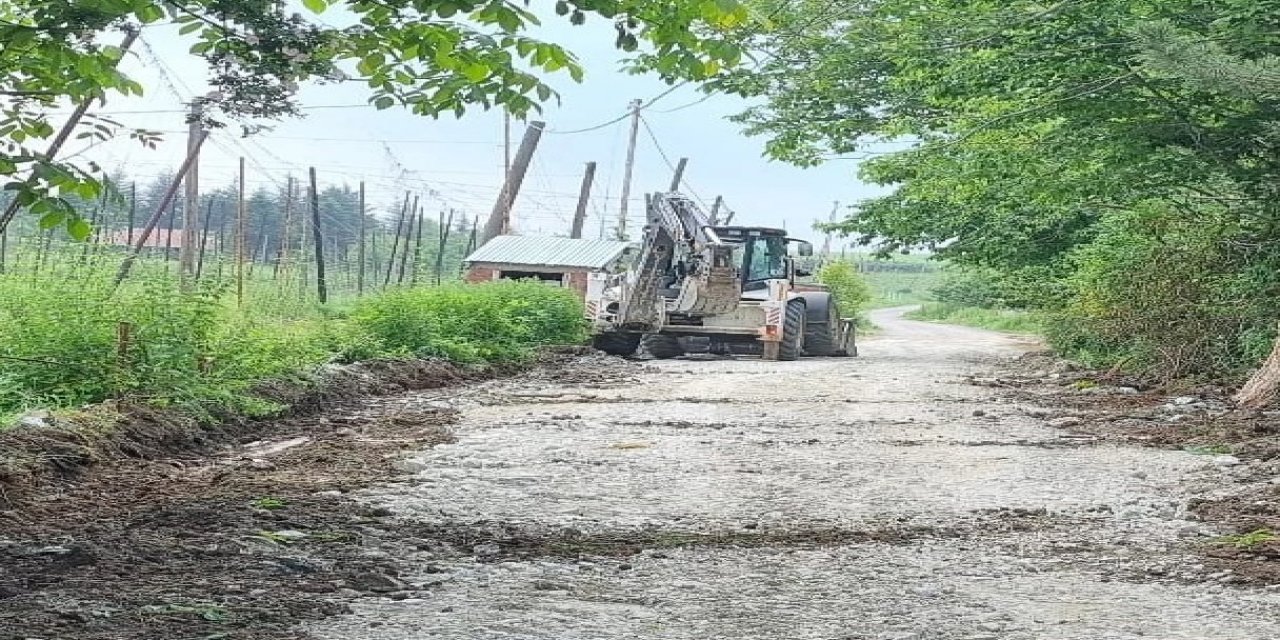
[1235,322,1280,409]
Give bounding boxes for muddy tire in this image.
[804,302,849,357]
[593,332,641,357]
[803,322,840,357]
[642,334,685,359]
[779,300,806,361]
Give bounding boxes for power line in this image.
[545,83,688,135]
[637,115,712,210]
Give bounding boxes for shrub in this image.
[818,261,872,314]
[351,280,586,363]
[1046,203,1280,379]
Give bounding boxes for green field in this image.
[846,253,944,309]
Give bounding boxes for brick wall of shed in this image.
[464,266,498,284]
[564,271,589,297]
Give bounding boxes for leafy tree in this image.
[0,0,757,237]
[726,0,1280,385]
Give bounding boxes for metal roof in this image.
[465,235,631,270]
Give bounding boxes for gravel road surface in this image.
[310,308,1280,640]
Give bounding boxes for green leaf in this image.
[462,62,490,82]
[179,21,204,36]
[38,211,65,229]
[301,0,328,14]
[67,217,92,241]
[373,96,395,110]
[135,4,164,23]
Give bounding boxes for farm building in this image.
[463,235,632,297]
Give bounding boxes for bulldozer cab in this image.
[714,226,812,290]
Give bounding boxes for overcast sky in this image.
[74,9,890,244]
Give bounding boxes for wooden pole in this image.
[179,101,203,280]
[274,176,294,280]
[113,131,209,288]
[410,206,426,284]
[821,200,839,262]
[195,196,215,280]
[504,110,512,179]
[214,203,228,280]
[162,200,176,270]
[571,161,596,239]
[709,196,724,225]
[668,157,688,192]
[309,167,327,303]
[126,182,137,244]
[481,121,545,244]
[356,180,367,295]
[616,99,643,241]
[434,208,455,285]
[468,215,478,253]
[383,192,409,287]
[397,195,419,284]
[235,157,246,306]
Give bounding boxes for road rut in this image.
[311,308,1280,640]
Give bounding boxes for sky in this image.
[71,8,890,245]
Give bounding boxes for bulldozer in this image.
[585,192,856,360]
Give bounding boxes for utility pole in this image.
[571,161,596,240]
[821,200,839,262]
[481,120,545,245]
[616,99,643,241]
[668,157,688,193]
[179,101,203,282]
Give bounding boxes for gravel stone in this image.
[307,308,1280,640]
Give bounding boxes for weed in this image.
[1184,444,1233,456]
[251,497,287,510]
[1215,529,1277,549]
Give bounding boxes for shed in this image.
[463,235,632,296]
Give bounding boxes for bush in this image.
[1046,204,1280,379]
[351,280,586,363]
[818,261,872,313]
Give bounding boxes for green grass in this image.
[0,251,586,425]
[906,302,1042,334]
[1215,529,1277,550]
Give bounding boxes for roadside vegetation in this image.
[0,260,586,426]
[907,304,1040,334]
[729,0,1280,396]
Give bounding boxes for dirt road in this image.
[310,308,1280,640]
